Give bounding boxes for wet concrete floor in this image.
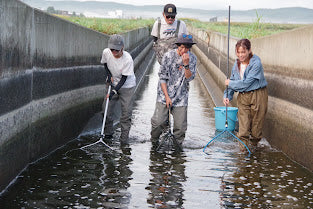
[0,62,313,208]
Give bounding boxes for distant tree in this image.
[72,11,76,16]
[46,6,55,14]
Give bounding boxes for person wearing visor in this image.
[150,33,197,150]
[100,34,136,143]
[151,3,188,64]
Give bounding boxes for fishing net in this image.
[156,108,182,153]
[203,6,251,156]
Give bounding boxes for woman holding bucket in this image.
[223,38,268,151]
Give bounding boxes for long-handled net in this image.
[79,85,121,154]
[65,85,122,160]
[203,5,251,155]
[156,108,176,153]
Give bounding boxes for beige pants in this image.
[237,87,268,144]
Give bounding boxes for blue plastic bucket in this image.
[214,106,238,131]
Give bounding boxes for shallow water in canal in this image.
[1,62,313,208]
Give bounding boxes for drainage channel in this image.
[0,61,312,208]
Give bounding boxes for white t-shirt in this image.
[100,48,136,88]
[240,63,247,80]
[151,18,187,39]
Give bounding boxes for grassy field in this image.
[182,18,306,39]
[58,15,155,34]
[58,15,306,39]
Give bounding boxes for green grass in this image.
[58,15,155,34]
[182,18,306,39]
[58,15,306,39]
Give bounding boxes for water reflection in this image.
[98,145,133,208]
[0,134,135,208]
[146,148,186,208]
[219,150,313,208]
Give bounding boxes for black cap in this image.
[163,4,177,15]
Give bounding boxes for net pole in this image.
[225,5,231,128]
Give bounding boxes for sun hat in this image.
[175,33,196,45]
[108,34,124,50]
[163,4,177,16]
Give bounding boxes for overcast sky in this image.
[73,0,313,10]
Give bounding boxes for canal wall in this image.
[0,0,154,192]
[189,25,313,172]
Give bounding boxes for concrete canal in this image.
[0,62,312,208]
